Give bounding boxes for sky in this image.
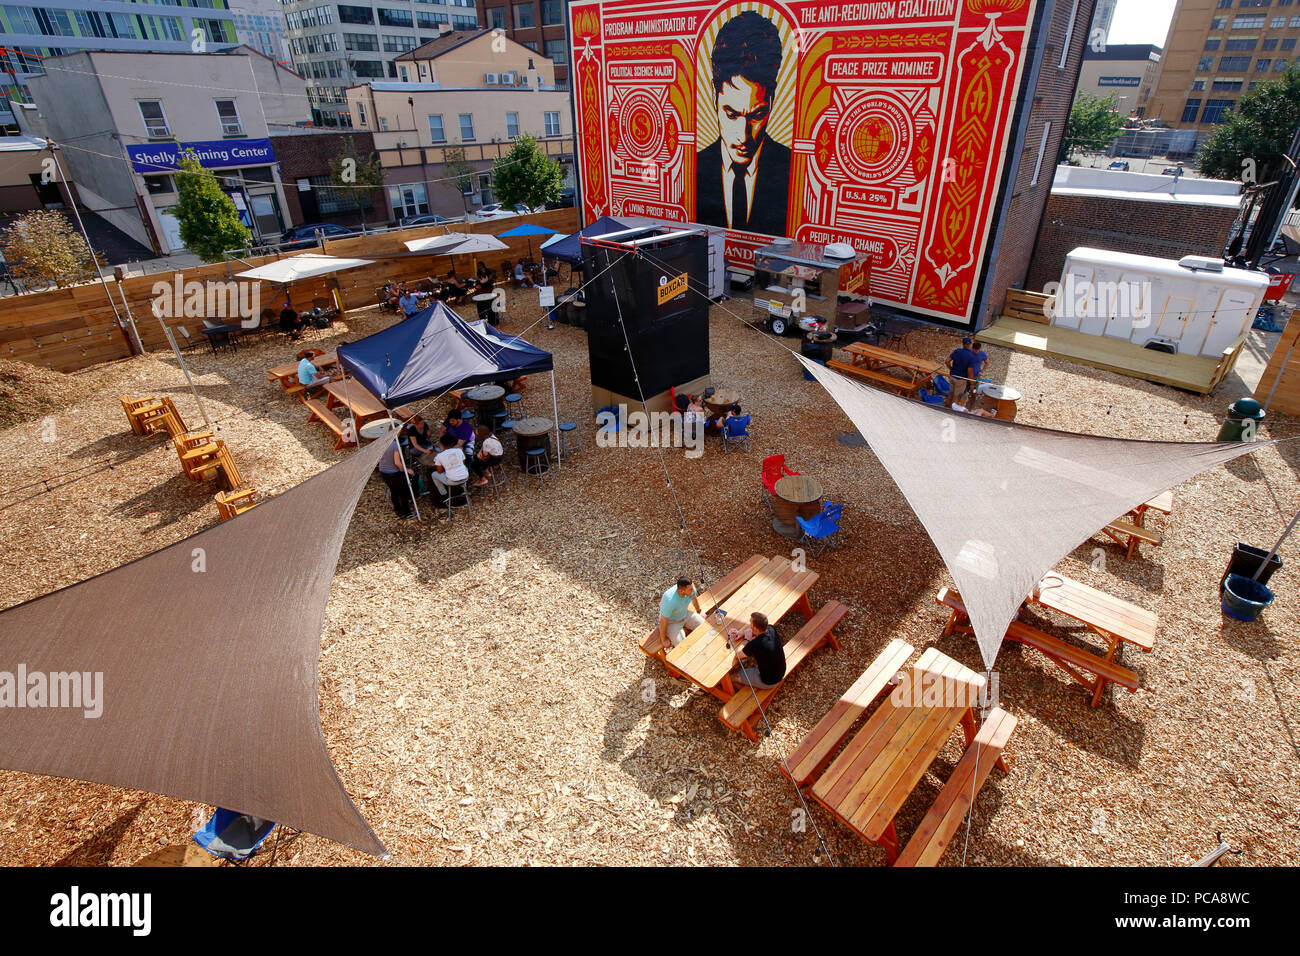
[1110,0,1179,47]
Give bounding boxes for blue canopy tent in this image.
[542,216,629,266]
[496,222,558,262]
[337,301,559,519]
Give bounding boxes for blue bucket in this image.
[1221,573,1274,622]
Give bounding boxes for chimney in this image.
[527,57,538,91]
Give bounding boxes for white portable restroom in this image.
[1050,247,1268,357]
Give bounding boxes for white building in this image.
[229,0,291,62]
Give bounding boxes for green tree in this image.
[1197,66,1300,186]
[490,134,563,211]
[329,135,385,228]
[1059,93,1125,162]
[1,209,100,289]
[443,146,475,218]
[172,152,251,261]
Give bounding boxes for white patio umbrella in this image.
[403,233,472,253]
[234,253,374,282]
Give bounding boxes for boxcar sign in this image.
[569,0,1042,327]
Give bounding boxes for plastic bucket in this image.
[1221,573,1274,622]
[1220,543,1283,591]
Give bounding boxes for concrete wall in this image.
[270,129,384,227]
[241,47,312,127]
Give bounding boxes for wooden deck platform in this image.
[975,317,1245,395]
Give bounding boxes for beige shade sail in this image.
[798,355,1264,669]
[0,434,395,857]
[234,253,374,282]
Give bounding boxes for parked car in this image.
[1107,161,1130,172]
[280,222,356,248]
[1162,165,1185,176]
[399,214,458,228]
[473,202,538,220]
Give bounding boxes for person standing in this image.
[658,576,705,648]
[945,337,979,409]
[377,438,416,520]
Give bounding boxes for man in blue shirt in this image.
[296,354,335,395]
[658,576,705,647]
[398,289,421,318]
[945,337,987,409]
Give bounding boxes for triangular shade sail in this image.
[0,435,395,857]
[337,301,552,407]
[798,356,1264,669]
[234,253,373,282]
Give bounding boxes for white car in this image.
[472,203,536,220]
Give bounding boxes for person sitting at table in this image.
[439,408,475,453]
[398,288,422,318]
[476,261,494,282]
[470,425,505,486]
[682,395,707,442]
[296,352,335,395]
[513,260,534,288]
[729,611,786,690]
[279,300,304,339]
[403,414,436,457]
[428,433,471,497]
[381,281,404,311]
[705,403,742,437]
[658,576,705,648]
[376,437,416,520]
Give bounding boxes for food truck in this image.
[751,239,873,337]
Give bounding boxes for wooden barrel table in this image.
[464,383,506,428]
[705,388,741,418]
[772,475,823,538]
[512,416,554,470]
[978,383,1021,421]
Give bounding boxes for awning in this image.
[234,253,374,282]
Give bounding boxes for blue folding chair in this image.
[796,501,843,557]
[193,808,276,863]
[721,414,751,454]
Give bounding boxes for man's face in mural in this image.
[716,76,772,168]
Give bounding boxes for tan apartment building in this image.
[346,29,573,220]
[1076,43,1162,117]
[1147,0,1300,140]
[476,0,569,88]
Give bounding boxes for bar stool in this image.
[491,410,508,433]
[443,479,473,522]
[505,393,527,419]
[460,408,476,425]
[480,460,509,500]
[524,447,550,485]
[557,421,583,464]
[500,419,517,447]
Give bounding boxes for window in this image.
[428,114,445,141]
[546,38,565,63]
[506,112,519,137]
[514,2,535,28]
[353,60,385,77]
[378,8,414,28]
[1283,38,1298,50]
[1204,39,1221,50]
[1276,58,1290,69]
[1263,37,1279,50]
[1272,17,1287,27]
[1257,58,1272,70]
[1211,17,1227,30]
[143,174,175,195]
[215,99,242,135]
[138,101,170,138]
[1231,16,1266,30]
[1181,98,1202,124]
[379,116,389,131]
[1211,78,1243,91]
[451,15,476,29]
[389,183,430,218]
[1202,99,1234,124]
[459,113,475,141]
[357,102,367,125]
[1224,37,1258,51]
[1219,56,1251,70]
[383,34,418,52]
[416,11,444,28]
[491,9,506,29]
[542,0,563,25]
[521,40,538,51]
[1198,56,1215,70]
[1192,78,1206,90]
[344,33,379,51]
[544,111,560,136]
[307,175,351,215]
[338,5,375,25]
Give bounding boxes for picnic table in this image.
[322,379,408,425]
[809,647,1015,864]
[266,353,338,396]
[1127,489,1173,527]
[665,554,818,700]
[829,342,942,396]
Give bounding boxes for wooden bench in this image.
[215,486,259,521]
[638,555,768,661]
[782,638,914,787]
[894,706,1018,867]
[825,359,920,396]
[937,587,1139,706]
[305,398,355,450]
[1101,519,1163,559]
[718,600,848,741]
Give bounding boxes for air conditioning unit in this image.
[502,71,515,84]
[1178,255,1224,273]
[485,72,498,84]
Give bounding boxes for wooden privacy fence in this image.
[1254,310,1300,417]
[0,208,580,374]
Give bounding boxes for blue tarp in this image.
[543,216,628,265]
[337,301,553,407]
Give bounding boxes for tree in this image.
[1197,66,1300,187]
[490,134,564,211]
[1059,93,1125,162]
[173,152,251,262]
[1,209,100,289]
[329,135,385,228]
[443,146,475,218]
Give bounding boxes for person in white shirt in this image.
[429,433,470,496]
[471,425,505,486]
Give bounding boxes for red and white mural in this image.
[569,0,1040,327]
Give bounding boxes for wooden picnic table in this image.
[665,555,818,700]
[322,379,412,425]
[1032,573,1156,655]
[1127,489,1173,527]
[844,343,943,387]
[810,648,990,861]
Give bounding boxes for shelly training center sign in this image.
[568,0,1043,327]
[127,138,276,173]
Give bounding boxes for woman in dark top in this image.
[731,611,785,689]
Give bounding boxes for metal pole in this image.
[551,368,561,469]
[1251,507,1300,582]
[116,281,145,354]
[160,320,212,429]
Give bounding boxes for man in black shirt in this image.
[730,611,785,689]
[279,300,304,339]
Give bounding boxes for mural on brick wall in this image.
[569,0,1041,327]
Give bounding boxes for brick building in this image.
[269,127,386,228]
[476,0,568,88]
